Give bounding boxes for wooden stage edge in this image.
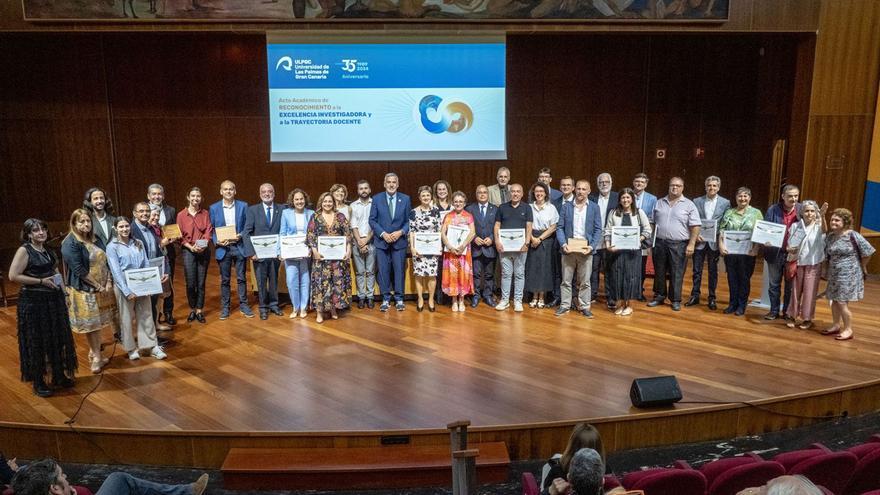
[4,379,880,468]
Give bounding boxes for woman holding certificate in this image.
[784,200,827,329]
[61,208,117,375]
[409,186,442,312]
[106,217,168,361]
[441,191,476,312]
[604,188,651,316]
[9,218,77,397]
[524,183,559,309]
[177,187,213,324]
[307,192,352,323]
[280,189,315,319]
[718,187,763,316]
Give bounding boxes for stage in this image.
[1,265,879,468]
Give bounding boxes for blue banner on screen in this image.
[267,40,506,161]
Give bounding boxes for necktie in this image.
[501,188,509,203]
[265,205,272,226]
[481,204,486,218]
[388,195,395,219]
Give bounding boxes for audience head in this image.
[781,184,800,209]
[11,458,70,495]
[616,188,637,215]
[417,185,433,206]
[509,183,524,203]
[287,188,310,211]
[496,167,510,187]
[475,184,489,204]
[668,177,685,199]
[356,179,371,199]
[259,183,276,205]
[68,208,95,243]
[83,187,113,215]
[705,176,721,197]
[561,423,605,472]
[597,173,612,195]
[800,200,820,223]
[147,183,165,206]
[530,182,550,204]
[20,218,49,244]
[735,187,752,208]
[633,173,649,194]
[736,474,823,495]
[829,208,853,232]
[384,173,399,194]
[574,180,590,202]
[133,202,151,224]
[220,180,236,201]
[186,187,203,209]
[433,180,451,205]
[537,167,553,186]
[316,192,336,213]
[567,448,604,495]
[330,183,348,205]
[451,191,467,211]
[559,176,574,198]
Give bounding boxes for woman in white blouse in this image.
[784,200,827,329]
[524,183,559,308]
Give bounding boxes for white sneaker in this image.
[128,350,140,361]
[495,300,510,311]
[514,301,524,312]
[150,346,167,360]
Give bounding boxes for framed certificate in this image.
[414,232,442,256]
[445,225,470,253]
[723,231,753,255]
[318,236,347,260]
[701,219,718,243]
[162,224,181,240]
[216,225,237,243]
[280,234,309,259]
[611,226,640,250]
[498,229,526,252]
[148,256,166,277]
[751,220,785,248]
[124,266,163,296]
[250,234,279,259]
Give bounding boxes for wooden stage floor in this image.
[1,264,879,465]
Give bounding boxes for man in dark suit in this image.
[555,180,603,318]
[242,183,284,320]
[209,180,253,320]
[131,201,171,334]
[83,187,116,250]
[687,175,730,310]
[368,172,411,312]
[548,177,576,307]
[465,185,498,308]
[588,172,619,307]
[148,183,178,325]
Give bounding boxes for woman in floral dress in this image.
[409,186,441,312]
[441,191,476,312]
[307,192,352,323]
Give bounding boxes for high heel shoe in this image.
[417,299,425,312]
[428,302,436,312]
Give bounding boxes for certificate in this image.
[318,236,347,260]
[611,226,641,250]
[445,225,470,253]
[148,256,166,277]
[701,219,718,243]
[723,231,753,255]
[280,234,309,259]
[414,232,442,256]
[250,234,279,259]
[124,266,163,296]
[751,220,785,248]
[162,224,181,240]
[216,225,237,243]
[498,229,526,252]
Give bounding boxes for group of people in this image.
[8,168,875,397]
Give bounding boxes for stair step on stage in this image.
[220,442,510,490]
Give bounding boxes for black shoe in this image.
[259,312,268,320]
[164,313,177,325]
[270,307,284,316]
[671,302,681,311]
[53,377,75,389]
[33,381,53,397]
[581,308,594,318]
[735,308,746,316]
[707,299,717,310]
[113,331,122,343]
[607,300,617,310]
[554,307,570,317]
[158,336,171,346]
[366,298,375,309]
[723,306,737,314]
[187,310,196,322]
[485,296,497,307]
[417,301,424,312]
[637,295,647,302]
[684,296,700,307]
[763,312,779,321]
[546,298,561,308]
[647,300,663,307]
[428,304,436,313]
[471,295,480,308]
[195,312,206,324]
[357,299,365,309]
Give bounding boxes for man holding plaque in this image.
[369,173,411,312]
[687,176,729,310]
[494,183,532,312]
[243,183,284,320]
[647,177,701,311]
[555,180,602,318]
[148,183,178,325]
[209,180,253,320]
[762,184,802,321]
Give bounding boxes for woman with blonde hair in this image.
[329,183,351,220]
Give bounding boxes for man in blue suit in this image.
[209,180,253,320]
[131,202,171,334]
[555,180,603,318]
[369,173,411,312]
[242,183,284,320]
[464,185,498,308]
[633,172,658,301]
[687,175,730,310]
[588,173,619,307]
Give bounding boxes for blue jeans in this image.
[285,258,311,311]
[766,258,793,315]
[96,472,193,495]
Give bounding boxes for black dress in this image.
[607,214,642,301]
[525,229,556,292]
[17,244,77,384]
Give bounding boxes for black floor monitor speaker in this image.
[630,375,682,408]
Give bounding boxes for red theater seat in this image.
[771,443,832,471]
[843,447,880,495]
[522,472,539,495]
[622,468,707,495]
[788,451,858,495]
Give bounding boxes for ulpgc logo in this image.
[275,56,293,71]
[419,95,473,134]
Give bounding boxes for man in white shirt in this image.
[555,180,602,318]
[350,180,376,309]
[588,173,619,307]
[687,176,729,310]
